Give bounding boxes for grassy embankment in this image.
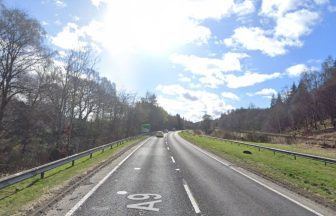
[0,136,146,216]
[180,131,336,207]
[250,140,336,159]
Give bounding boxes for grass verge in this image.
[180,131,336,208]
[0,137,146,216]
[248,140,336,159]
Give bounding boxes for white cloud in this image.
[171,52,248,75]
[224,10,319,56]
[73,16,80,21]
[171,52,248,88]
[51,21,104,53]
[79,20,104,43]
[54,0,66,7]
[275,9,319,40]
[286,64,309,76]
[255,88,277,96]
[156,84,233,121]
[221,92,240,101]
[225,1,322,56]
[260,0,303,18]
[224,71,281,88]
[51,23,87,49]
[189,83,202,89]
[179,0,255,20]
[178,74,192,83]
[233,0,256,16]
[92,0,255,18]
[224,27,289,56]
[247,88,277,99]
[90,0,107,7]
[199,75,225,88]
[58,0,255,54]
[170,52,279,89]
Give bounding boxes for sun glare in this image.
[102,0,210,55]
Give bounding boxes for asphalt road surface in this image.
[67,132,321,216]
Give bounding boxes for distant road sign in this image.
[141,124,151,133]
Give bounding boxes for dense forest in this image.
[214,57,336,135]
[0,4,188,173]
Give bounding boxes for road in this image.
[66,132,321,216]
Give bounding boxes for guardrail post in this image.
[41,172,44,179]
[258,147,260,151]
[90,153,93,158]
[294,155,296,160]
[325,161,327,166]
[273,151,275,156]
[72,160,75,166]
[102,148,104,153]
[110,145,113,149]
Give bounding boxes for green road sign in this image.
[141,123,151,133]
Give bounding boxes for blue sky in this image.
[4,0,336,121]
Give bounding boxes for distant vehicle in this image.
[164,129,169,133]
[156,131,164,137]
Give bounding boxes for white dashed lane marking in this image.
[64,138,150,216]
[183,179,201,214]
[171,156,175,163]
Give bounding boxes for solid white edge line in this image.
[65,138,151,216]
[175,134,324,216]
[183,179,201,214]
[171,156,175,163]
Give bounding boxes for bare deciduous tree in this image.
[0,7,47,129]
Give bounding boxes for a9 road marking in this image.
[127,193,162,212]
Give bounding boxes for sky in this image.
[4,0,336,121]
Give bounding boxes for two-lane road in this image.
[65,132,324,216]
[70,136,195,216]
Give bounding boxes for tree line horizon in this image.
[201,57,336,135]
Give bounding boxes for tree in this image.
[201,114,212,134]
[176,114,184,130]
[318,57,336,128]
[0,6,48,129]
